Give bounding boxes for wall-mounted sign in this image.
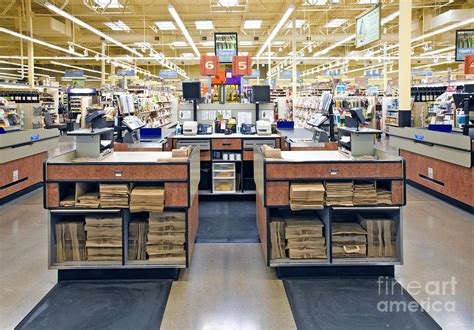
[455,29,474,61]
[232,55,252,76]
[117,70,136,77]
[159,70,178,79]
[356,5,381,48]
[64,71,83,78]
[215,32,238,63]
[200,55,219,76]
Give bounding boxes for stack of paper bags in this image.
[128,220,148,260]
[147,212,186,263]
[55,221,86,262]
[358,214,396,258]
[171,145,191,158]
[376,189,392,205]
[130,186,165,213]
[285,215,326,259]
[100,184,129,208]
[59,195,75,207]
[353,182,377,205]
[261,144,282,159]
[270,217,286,259]
[76,192,100,208]
[85,216,122,261]
[332,222,367,258]
[290,183,325,210]
[325,182,354,206]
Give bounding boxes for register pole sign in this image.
[215,32,238,63]
[464,55,474,74]
[200,55,219,76]
[356,5,381,48]
[232,56,252,76]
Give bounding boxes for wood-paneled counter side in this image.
[43,148,201,271]
[254,147,406,272]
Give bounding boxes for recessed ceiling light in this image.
[306,0,327,5]
[272,40,285,46]
[325,19,347,28]
[240,40,253,46]
[104,21,130,31]
[239,51,249,56]
[195,20,213,30]
[171,41,187,47]
[155,21,176,31]
[244,20,262,29]
[357,0,378,4]
[286,19,305,29]
[202,41,214,47]
[218,0,239,7]
[94,0,123,9]
[181,53,195,58]
[263,51,275,56]
[206,52,216,56]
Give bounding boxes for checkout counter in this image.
[389,127,473,212]
[0,128,59,202]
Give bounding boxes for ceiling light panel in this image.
[181,53,195,58]
[244,20,262,29]
[195,21,213,30]
[286,20,305,29]
[104,21,130,31]
[218,0,239,7]
[325,19,347,28]
[155,21,176,31]
[306,0,328,5]
[239,41,253,46]
[272,41,286,46]
[202,41,214,47]
[357,0,378,4]
[171,41,187,47]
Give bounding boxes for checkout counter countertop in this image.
[268,150,402,163]
[170,133,281,139]
[48,151,190,164]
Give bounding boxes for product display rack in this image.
[43,148,201,275]
[254,147,406,275]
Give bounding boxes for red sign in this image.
[200,55,219,76]
[464,55,474,74]
[232,56,252,76]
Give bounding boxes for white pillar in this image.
[101,42,106,86]
[267,44,271,88]
[383,42,388,93]
[110,63,116,86]
[19,7,24,79]
[292,17,297,100]
[25,0,34,87]
[398,0,412,119]
[256,58,260,85]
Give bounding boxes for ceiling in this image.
[0,0,473,81]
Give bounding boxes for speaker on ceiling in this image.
[202,36,207,41]
[154,36,160,41]
[306,36,311,41]
[254,36,259,41]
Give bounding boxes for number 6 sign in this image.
[232,56,252,76]
[200,55,219,76]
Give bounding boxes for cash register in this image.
[183,121,198,136]
[256,120,271,135]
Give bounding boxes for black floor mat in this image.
[284,278,441,330]
[16,280,172,330]
[196,201,259,243]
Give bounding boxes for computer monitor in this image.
[182,81,201,100]
[252,85,271,103]
[453,94,473,108]
[350,108,366,131]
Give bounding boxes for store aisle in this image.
[161,243,297,329]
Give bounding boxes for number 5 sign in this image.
[200,55,219,76]
[232,56,252,76]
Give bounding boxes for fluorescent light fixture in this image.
[168,5,200,57]
[202,41,214,47]
[244,20,262,29]
[307,0,328,5]
[272,40,286,46]
[171,41,187,47]
[239,51,249,56]
[94,0,123,9]
[324,19,347,28]
[257,5,295,58]
[218,0,239,7]
[412,17,474,43]
[155,21,176,31]
[50,61,107,75]
[286,19,305,29]
[263,51,275,57]
[0,27,85,57]
[313,35,355,56]
[357,0,378,4]
[195,21,213,30]
[206,52,215,56]
[104,21,130,31]
[381,11,399,25]
[181,53,195,58]
[240,40,253,46]
[42,1,143,57]
[420,46,455,57]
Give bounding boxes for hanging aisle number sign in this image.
[200,55,219,76]
[464,55,474,74]
[232,56,252,76]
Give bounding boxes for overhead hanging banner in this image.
[215,32,238,63]
[356,5,381,48]
[455,29,474,61]
[200,55,219,76]
[232,55,252,76]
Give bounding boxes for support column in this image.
[383,42,388,93]
[398,0,412,127]
[256,58,260,85]
[110,63,116,86]
[292,17,297,101]
[25,0,34,86]
[19,7,24,79]
[101,42,106,86]
[267,44,271,88]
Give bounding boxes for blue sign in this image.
[245,70,260,78]
[364,70,381,77]
[117,70,136,77]
[411,69,433,76]
[159,70,178,79]
[322,69,342,77]
[64,71,83,78]
[280,70,301,79]
[335,84,346,93]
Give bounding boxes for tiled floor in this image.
[0,186,472,329]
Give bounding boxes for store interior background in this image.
[0,0,473,329]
